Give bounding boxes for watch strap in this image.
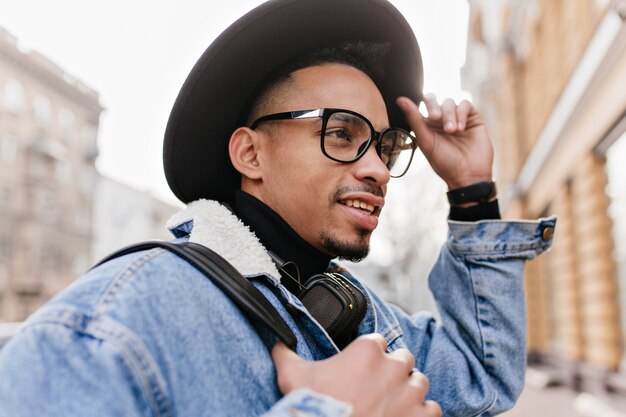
[449,199,501,221]
[447,181,497,206]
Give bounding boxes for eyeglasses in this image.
[250,108,417,178]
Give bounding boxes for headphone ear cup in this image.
[299,273,367,349]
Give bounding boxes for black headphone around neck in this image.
[268,251,367,349]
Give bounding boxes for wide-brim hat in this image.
[164,0,423,204]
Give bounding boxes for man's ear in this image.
[229,127,263,180]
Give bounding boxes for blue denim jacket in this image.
[0,199,556,417]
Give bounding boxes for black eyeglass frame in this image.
[250,108,417,178]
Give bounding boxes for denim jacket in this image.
[0,199,556,417]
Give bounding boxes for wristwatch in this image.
[447,181,497,207]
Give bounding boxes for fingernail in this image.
[446,122,455,130]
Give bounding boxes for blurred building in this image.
[0,27,102,321]
[90,175,180,264]
[0,27,181,323]
[464,0,626,400]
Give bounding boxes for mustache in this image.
[332,184,384,199]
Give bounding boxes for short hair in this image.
[242,41,391,126]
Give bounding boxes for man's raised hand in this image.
[397,94,494,190]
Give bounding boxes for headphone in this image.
[268,251,367,349]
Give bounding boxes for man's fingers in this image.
[422,93,441,119]
[408,370,429,393]
[441,98,458,133]
[273,334,442,417]
[455,100,473,131]
[396,96,435,154]
[359,332,388,350]
[424,400,443,417]
[388,348,416,375]
[346,333,389,359]
[272,342,305,369]
[396,96,422,126]
[271,342,306,394]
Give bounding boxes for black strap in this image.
[92,240,297,350]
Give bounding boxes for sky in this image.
[1,0,471,206]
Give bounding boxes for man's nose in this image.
[353,143,391,186]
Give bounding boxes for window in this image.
[72,254,88,276]
[82,123,99,160]
[41,192,63,225]
[3,78,24,113]
[74,209,90,234]
[33,95,52,128]
[28,155,46,179]
[0,186,10,207]
[0,235,10,291]
[38,242,64,271]
[55,160,71,185]
[0,236,11,262]
[80,167,95,195]
[0,134,18,162]
[58,109,76,141]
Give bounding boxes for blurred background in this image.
[1,0,626,415]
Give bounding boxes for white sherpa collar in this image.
[166,199,281,281]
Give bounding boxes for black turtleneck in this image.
[232,190,500,293]
[232,191,333,294]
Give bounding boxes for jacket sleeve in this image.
[387,217,556,417]
[0,322,155,417]
[0,321,352,417]
[263,390,353,417]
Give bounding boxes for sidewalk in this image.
[502,367,626,417]
[502,384,584,417]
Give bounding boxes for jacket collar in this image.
[166,199,280,281]
[165,200,405,348]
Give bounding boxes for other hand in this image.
[272,334,442,417]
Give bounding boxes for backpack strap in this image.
[92,240,297,350]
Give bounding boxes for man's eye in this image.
[382,142,402,158]
[326,128,352,141]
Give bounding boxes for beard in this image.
[320,228,370,262]
[320,184,382,262]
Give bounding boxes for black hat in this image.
[163,0,423,204]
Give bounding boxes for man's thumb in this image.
[271,342,306,393]
[272,342,301,366]
[396,96,434,154]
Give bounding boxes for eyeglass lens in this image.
[323,111,414,177]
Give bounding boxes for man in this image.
[0,1,556,416]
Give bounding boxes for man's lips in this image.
[338,192,384,214]
[341,199,377,214]
[337,192,385,227]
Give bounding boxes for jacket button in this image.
[541,226,554,241]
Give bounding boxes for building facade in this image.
[464,0,626,398]
[90,174,180,265]
[0,27,103,321]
